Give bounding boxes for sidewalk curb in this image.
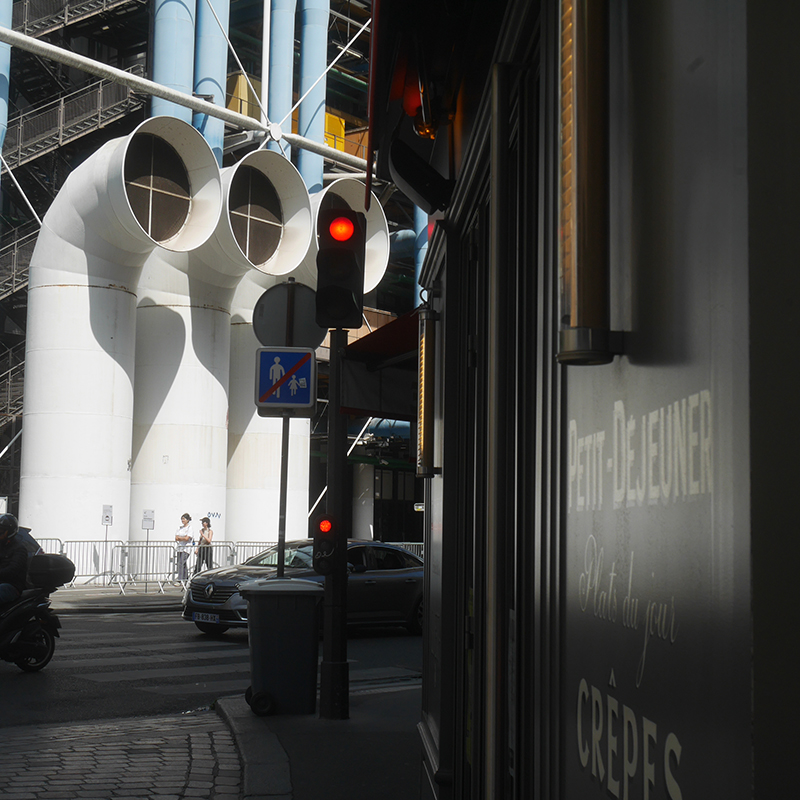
[48,586,185,615]
[216,696,293,800]
[55,602,183,613]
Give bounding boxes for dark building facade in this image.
[372,1,797,797]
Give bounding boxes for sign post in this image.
[142,509,155,593]
[253,279,325,576]
[255,346,316,576]
[101,505,112,586]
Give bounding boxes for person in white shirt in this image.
[175,514,194,581]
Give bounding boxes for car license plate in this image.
[193,612,220,624]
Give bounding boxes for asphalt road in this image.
[0,611,423,729]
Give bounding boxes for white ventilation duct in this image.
[19,117,222,541]
[130,150,312,542]
[291,177,390,292]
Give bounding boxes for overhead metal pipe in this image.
[0,27,369,172]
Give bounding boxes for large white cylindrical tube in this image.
[130,150,313,543]
[19,117,222,542]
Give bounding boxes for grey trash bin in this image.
[239,577,324,716]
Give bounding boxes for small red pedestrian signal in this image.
[313,513,336,575]
[328,217,355,242]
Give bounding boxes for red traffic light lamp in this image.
[315,208,366,329]
[328,216,355,241]
[313,513,337,575]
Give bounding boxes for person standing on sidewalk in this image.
[194,517,214,574]
[175,514,194,582]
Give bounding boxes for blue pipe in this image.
[390,229,416,259]
[152,0,196,122]
[348,419,411,439]
[297,0,328,193]
[194,0,230,165]
[0,0,11,234]
[389,210,428,306]
[267,0,297,156]
[0,0,10,152]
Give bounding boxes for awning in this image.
[346,309,419,366]
[341,310,419,420]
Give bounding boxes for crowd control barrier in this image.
[27,537,424,592]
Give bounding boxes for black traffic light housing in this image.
[315,208,366,329]
[313,512,337,575]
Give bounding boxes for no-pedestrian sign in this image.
[255,347,317,417]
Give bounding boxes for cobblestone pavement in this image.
[0,710,242,800]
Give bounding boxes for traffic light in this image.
[315,208,366,329]
[313,512,337,575]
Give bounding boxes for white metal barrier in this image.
[116,543,176,592]
[390,542,424,559]
[37,537,64,555]
[63,539,125,585]
[112,542,237,593]
[233,541,277,562]
[25,537,424,592]
[191,542,237,572]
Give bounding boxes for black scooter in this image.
[0,586,61,671]
[0,553,74,672]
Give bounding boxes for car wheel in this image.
[406,596,423,635]
[194,621,230,635]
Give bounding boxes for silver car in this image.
[182,539,424,635]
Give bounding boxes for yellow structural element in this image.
[226,73,346,151]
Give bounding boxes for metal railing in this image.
[233,541,276,562]
[0,221,38,302]
[396,542,424,559]
[0,342,26,428]
[61,539,125,583]
[40,538,424,591]
[2,65,147,170]
[12,0,141,38]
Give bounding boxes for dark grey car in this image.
[182,539,424,635]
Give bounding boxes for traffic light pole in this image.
[319,327,349,719]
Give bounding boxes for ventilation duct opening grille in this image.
[229,166,283,265]
[125,134,191,242]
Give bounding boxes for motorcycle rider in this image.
[0,513,27,606]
